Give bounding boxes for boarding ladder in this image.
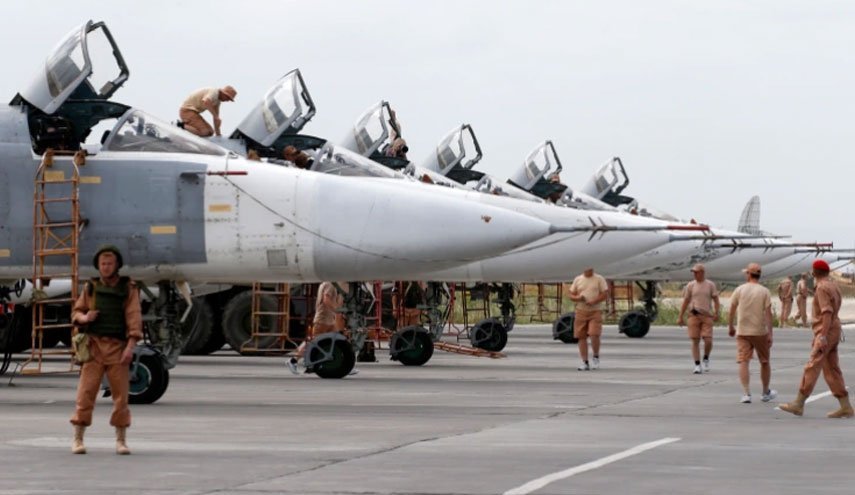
[20,149,85,375]
[242,282,298,354]
[441,284,505,358]
[516,283,564,323]
[606,280,635,320]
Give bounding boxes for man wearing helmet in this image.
[69,245,143,454]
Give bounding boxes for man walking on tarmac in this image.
[70,246,143,454]
[728,262,776,404]
[288,282,356,375]
[794,273,810,327]
[777,276,794,327]
[569,267,609,371]
[677,263,720,374]
[779,260,853,418]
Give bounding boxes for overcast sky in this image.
[2,1,853,251]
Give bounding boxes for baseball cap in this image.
[690,263,705,273]
[221,85,237,101]
[742,262,762,275]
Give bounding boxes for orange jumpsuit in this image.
[777,279,793,326]
[69,279,142,427]
[798,278,848,398]
[795,278,809,327]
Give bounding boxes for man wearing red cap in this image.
[179,85,237,137]
[779,259,853,418]
[777,276,794,327]
[678,263,720,374]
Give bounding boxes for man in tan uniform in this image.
[779,260,853,418]
[288,282,351,375]
[569,268,609,371]
[728,262,776,404]
[70,246,143,455]
[777,276,794,327]
[794,273,810,327]
[179,85,237,137]
[677,264,720,374]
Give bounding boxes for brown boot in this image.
[115,427,131,455]
[827,396,854,419]
[778,392,807,416]
[71,425,86,454]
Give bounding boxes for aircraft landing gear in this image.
[128,346,169,404]
[552,312,579,344]
[304,332,356,379]
[470,318,508,352]
[617,281,657,339]
[390,325,434,366]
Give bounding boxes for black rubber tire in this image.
[221,291,280,355]
[311,340,356,379]
[553,312,579,344]
[470,318,508,352]
[620,310,651,338]
[128,354,169,404]
[180,298,215,355]
[391,327,434,366]
[1,310,32,353]
[195,324,226,355]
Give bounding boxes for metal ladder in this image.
[242,282,299,354]
[517,283,565,323]
[20,149,84,375]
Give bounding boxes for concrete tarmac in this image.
[1,324,854,495]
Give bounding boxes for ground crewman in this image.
[179,85,237,137]
[794,273,810,327]
[288,282,355,375]
[677,263,720,374]
[728,262,776,404]
[777,276,794,327]
[70,245,142,455]
[569,267,609,371]
[779,260,853,418]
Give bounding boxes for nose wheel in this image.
[390,326,434,366]
[552,312,579,344]
[619,310,650,338]
[128,349,169,404]
[305,332,356,379]
[470,318,508,352]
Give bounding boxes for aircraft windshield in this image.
[311,146,399,178]
[104,110,227,156]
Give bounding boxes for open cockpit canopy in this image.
[582,157,632,205]
[341,101,397,157]
[421,124,483,184]
[233,69,315,148]
[507,141,566,200]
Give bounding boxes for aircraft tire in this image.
[309,338,356,379]
[619,310,650,338]
[470,318,508,352]
[0,310,32,353]
[180,298,214,355]
[390,326,434,366]
[128,353,169,404]
[552,312,579,344]
[221,292,280,355]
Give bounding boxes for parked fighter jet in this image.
[0,21,559,399]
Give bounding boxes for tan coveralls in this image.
[69,279,143,427]
[777,278,793,327]
[798,278,848,398]
[795,278,809,327]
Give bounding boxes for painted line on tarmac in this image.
[502,437,681,495]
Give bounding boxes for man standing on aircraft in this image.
[728,263,776,404]
[777,276,794,327]
[569,267,609,371]
[794,273,810,327]
[70,246,142,455]
[779,260,853,418]
[677,264,720,374]
[178,85,237,137]
[288,282,355,375]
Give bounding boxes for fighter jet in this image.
[0,21,559,398]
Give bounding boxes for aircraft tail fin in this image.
[737,195,762,235]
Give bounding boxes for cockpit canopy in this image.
[474,175,543,202]
[311,144,401,179]
[341,101,397,157]
[103,109,227,156]
[582,157,631,204]
[17,20,128,115]
[233,69,315,148]
[421,124,483,184]
[507,141,567,200]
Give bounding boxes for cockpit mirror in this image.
[234,69,316,147]
[17,20,129,115]
[421,124,483,177]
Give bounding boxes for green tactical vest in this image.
[85,277,131,340]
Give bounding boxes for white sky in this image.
[2,1,853,251]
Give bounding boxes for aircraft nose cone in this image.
[311,179,551,280]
